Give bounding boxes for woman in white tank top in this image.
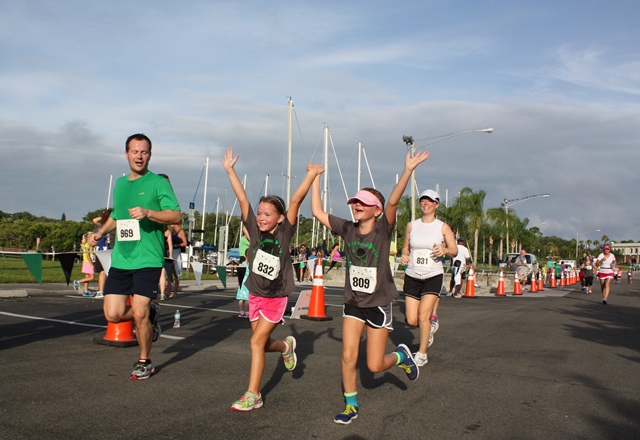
[400,189,457,366]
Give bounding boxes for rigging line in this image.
[191,160,207,203]
[361,147,376,189]
[307,130,324,165]
[342,143,358,177]
[292,106,309,162]
[329,132,355,222]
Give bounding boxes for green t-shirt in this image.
[110,172,181,270]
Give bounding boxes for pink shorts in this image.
[82,262,95,275]
[249,294,288,324]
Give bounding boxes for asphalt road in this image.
[1,276,639,439]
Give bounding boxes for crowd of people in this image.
[77,133,632,426]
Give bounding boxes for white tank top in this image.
[405,218,445,279]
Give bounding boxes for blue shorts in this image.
[104,267,162,299]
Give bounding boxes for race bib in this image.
[349,265,377,294]
[252,249,281,280]
[117,219,140,242]
[413,249,434,268]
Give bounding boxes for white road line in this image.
[0,311,185,340]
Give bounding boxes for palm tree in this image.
[601,235,609,245]
[452,187,486,266]
[485,207,506,261]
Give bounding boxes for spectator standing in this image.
[169,223,188,297]
[325,243,342,273]
[515,249,529,287]
[74,233,96,297]
[449,237,471,298]
[92,209,114,299]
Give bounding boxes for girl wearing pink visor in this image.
[310,150,430,425]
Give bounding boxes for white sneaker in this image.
[94,291,104,299]
[413,351,428,367]
[428,332,434,347]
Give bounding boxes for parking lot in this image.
[1,278,639,439]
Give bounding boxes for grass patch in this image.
[0,255,221,284]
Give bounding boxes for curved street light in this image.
[576,229,601,260]
[501,193,549,254]
[403,128,493,220]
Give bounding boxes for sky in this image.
[1,0,639,244]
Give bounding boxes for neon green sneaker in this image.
[282,336,297,371]
[231,391,263,412]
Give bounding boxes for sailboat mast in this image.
[201,156,209,241]
[106,175,113,209]
[322,126,329,241]
[213,197,219,246]
[286,98,293,208]
[357,141,362,191]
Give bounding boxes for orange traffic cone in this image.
[513,272,522,295]
[495,269,506,296]
[529,271,538,292]
[559,271,566,287]
[463,266,476,298]
[94,296,138,347]
[549,270,557,288]
[537,271,545,291]
[301,262,332,321]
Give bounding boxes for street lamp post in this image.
[403,128,493,221]
[502,194,550,254]
[576,229,601,260]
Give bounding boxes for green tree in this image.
[450,187,486,265]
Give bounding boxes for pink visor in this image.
[347,190,383,210]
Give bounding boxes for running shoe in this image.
[413,351,429,367]
[150,302,161,342]
[160,294,167,301]
[130,360,156,380]
[82,291,95,297]
[334,405,358,424]
[231,391,263,411]
[602,299,607,305]
[430,317,440,334]
[94,291,104,299]
[282,336,297,371]
[396,344,419,381]
[428,332,434,347]
[73,280,79,292]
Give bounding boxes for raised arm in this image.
[287,163,324,224]
[384,150,430,226]
[310,169,331,230]
[221,148,250,221]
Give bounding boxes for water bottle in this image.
[173,310,181,328]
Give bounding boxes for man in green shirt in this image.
[90,134,181,380]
